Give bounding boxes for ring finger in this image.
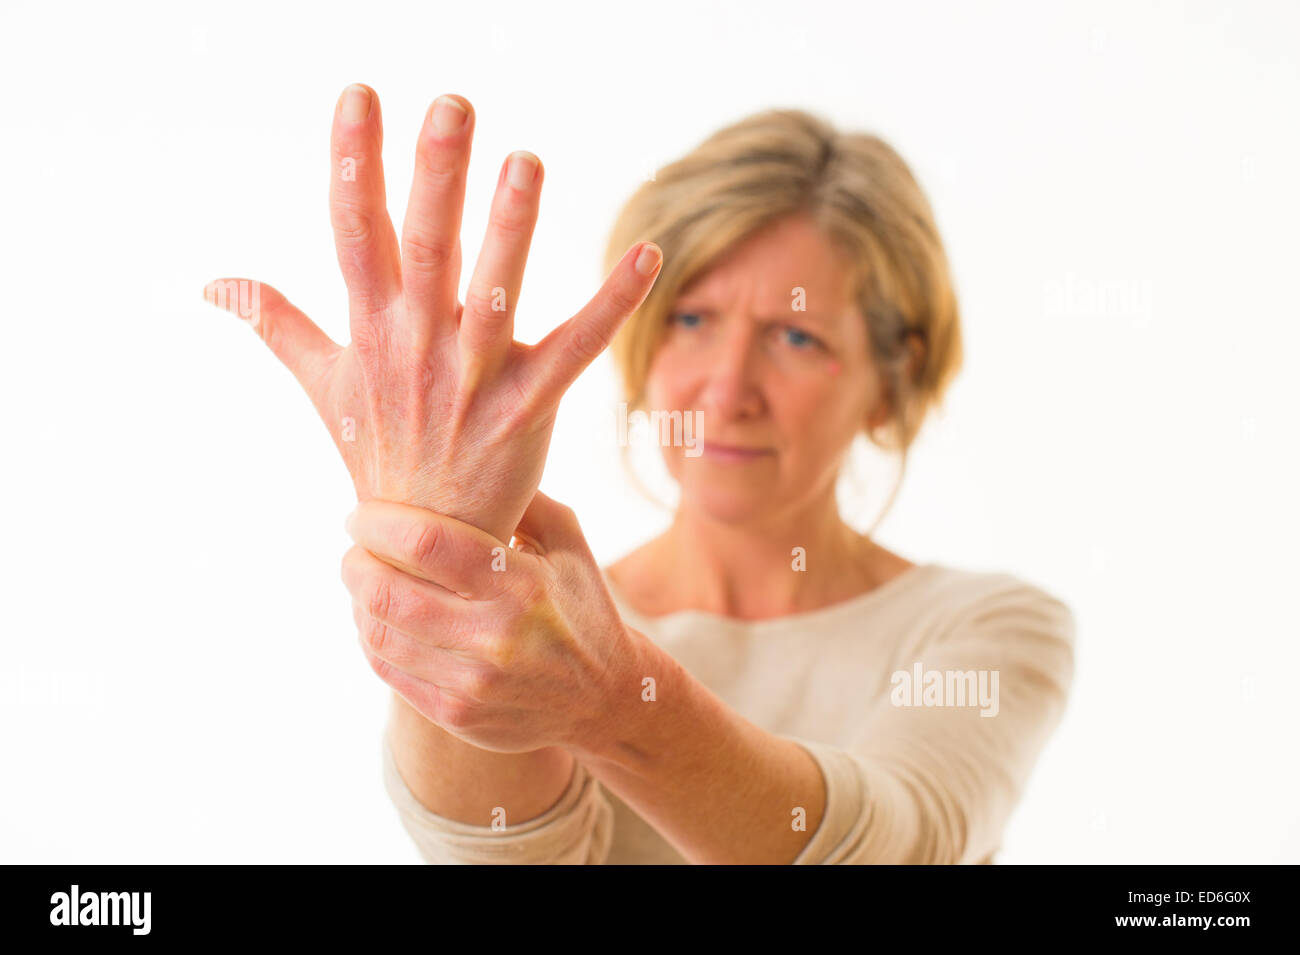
[459,150,543,383]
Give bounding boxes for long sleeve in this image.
[381,731,615,864]
[785,578,1076,864]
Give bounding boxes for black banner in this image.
[2,864,1289,942]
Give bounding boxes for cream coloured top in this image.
[380,561,1076,864]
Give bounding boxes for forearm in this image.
[576,627,827,864]
[387,692,575,826]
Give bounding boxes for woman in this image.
[205,85,1075,864]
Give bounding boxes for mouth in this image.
[700,441,775,462]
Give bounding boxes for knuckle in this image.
[365,577,397,622]
[488,196,533,237]
[414,149,460,188]
[438,693,474,730]
[350,320,388,359]
[567,322,607,363]
[331,205,375,245]
[500,370,536,419]
[478,634,511,670]
[403,518,444,571]
[406,357,441,400]
[488,206,532,241]
[360,615,391,656]
[459,667,494,703]
[402,234,456,273]
[608,280,642,316]
[463,284,505,319]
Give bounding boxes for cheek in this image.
[645,352,693,408]
[784,369,873,440]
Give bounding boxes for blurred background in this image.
[1,0,1296,862]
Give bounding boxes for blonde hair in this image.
[604,108,963,533]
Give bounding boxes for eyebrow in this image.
[671,305,838,327]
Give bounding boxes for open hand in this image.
[204,86,662,543]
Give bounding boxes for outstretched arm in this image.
[204,85,662,834]
[346,497,1075,864]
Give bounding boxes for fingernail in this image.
[635,243,662,276]
[431,95,467,135]
[341,84,371,123]
[344,509,358,537]
[507,151,538,189]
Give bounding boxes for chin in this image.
[678,483,776,524]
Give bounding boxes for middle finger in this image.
[401,94,475,349]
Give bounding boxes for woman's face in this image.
[645,214,885,523]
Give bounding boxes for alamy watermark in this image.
[1043,272,1153,327]
[890,662,1000,717]
[610,401,703,456]
[203,278,261,328]
[50,885,151,935]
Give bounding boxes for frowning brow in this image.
[671,304,839,327]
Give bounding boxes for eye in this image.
[668,311,704,329]
[780,325,823,350]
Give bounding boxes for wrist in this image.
[567,624,679,769]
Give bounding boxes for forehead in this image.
[677,215,858,309]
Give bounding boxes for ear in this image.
[865,332,925,435]
[903,330,926,384]
[865,398,890,434]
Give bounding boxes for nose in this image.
[698,318,765,420]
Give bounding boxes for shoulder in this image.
[883,565,1078,729]
[914,563,1077,669]
[915,563,1073,630]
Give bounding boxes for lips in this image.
[701,441,774,460]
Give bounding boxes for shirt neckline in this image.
[600,561,938,634]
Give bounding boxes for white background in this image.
[1,0,1296,863]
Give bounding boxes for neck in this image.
[649,484,878,620]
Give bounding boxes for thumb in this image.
[510,489,588,558]
[203,277,340,401]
